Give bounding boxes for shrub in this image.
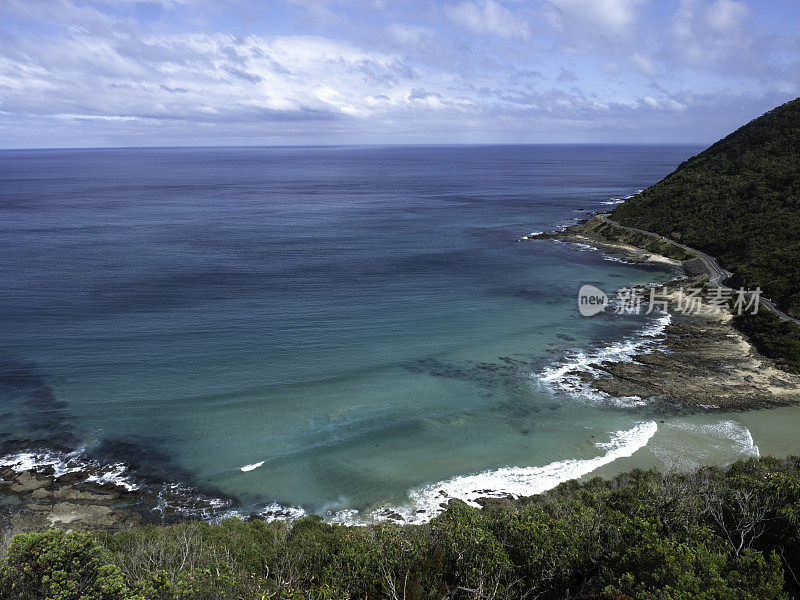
[0,529,135,600]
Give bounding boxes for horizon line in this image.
[0,141,710,152]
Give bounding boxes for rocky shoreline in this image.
[534,218,800,411]
[0,447,237,535]
[590,310,800,411]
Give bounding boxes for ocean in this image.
[1,145,789,523]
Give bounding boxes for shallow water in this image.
[2,144,795,522]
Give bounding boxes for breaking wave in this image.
[600,190,643,206]
[240,461,265,472]
[326,421,657,525]
[536,313,671,406]
[0,446,236,520]
[0,448,139,491]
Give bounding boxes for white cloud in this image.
[0,32,436,123]
[631,51,660,77]
[547,0,641,31]
[705,0,751,32]
[0,0,798,146]
[544,0,643,51]
[386,23,435,47]
[641,95,687,111]
[642,95,659,109]
[445,0,530,40]
[670,0,759,70]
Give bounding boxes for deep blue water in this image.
[0,145,709,520]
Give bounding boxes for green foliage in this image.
[611,97,800,367]
[603,514,787,600]
[101,518,282,600]
[430,500,512,595]
[129,568,240,600]
[0,530,135,600]
[7,457,800,599]
[586,219,695,261]
[733,310,800,373]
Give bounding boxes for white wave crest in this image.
[537,313,670,406]
[602,254,637,264]
[84,463,138,491]
[257,502,308,522]
[600,190,643,205]
[671,421,759,458]
[0,449,139,491]
[330,422,657,526]
[151,482,235,520]
[240,461,265,472]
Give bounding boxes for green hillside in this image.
[4,457,800,600]
[612,98,800,316]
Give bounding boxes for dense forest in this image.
[612,97,800,316]
[4,456,800,600]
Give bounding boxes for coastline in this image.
[0,445,238,534]
[533,215,800,412]
[3,214,798,536]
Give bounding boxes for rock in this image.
[10,512,48,531]
[375,508,404,521]
[31,487,53,499]
[8,472,49,493]
[47,502,119,529]
[52,486,119,503]
[37,465,56,479]
[55,471,89,485]
[541,269,800,411]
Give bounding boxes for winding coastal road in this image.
[596,213,800,326]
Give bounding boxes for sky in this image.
[0,0,798,147]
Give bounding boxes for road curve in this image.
[595,213,800,326]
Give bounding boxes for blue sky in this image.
[0,0,798,147]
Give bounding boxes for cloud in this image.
[631,52,660,78]
[670,0,761,71]
[544,0,643,51]
[1,0,115,30]
[407,88,440,101]
[556,69,577,83]
[0,0,798,147]
[445,0,530,40]
[386,23,436,47]
[285,0,350,28]
[704,0,751,31]
[641,95,686,111]
[547,0,641,31]
[0,32,429,124]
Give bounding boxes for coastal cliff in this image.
[612,98,800,319]
[533,98,800,402]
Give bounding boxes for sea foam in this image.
[240,461,265,472]
[600,190,643,205]
[670,420,760,457]
[537,313,671,406]
[327,421,657,525]
[0,448,139,491]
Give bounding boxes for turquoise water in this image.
[3,144,781,522]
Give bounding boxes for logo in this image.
[578,284,608,316]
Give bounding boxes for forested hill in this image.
[612,97,800,316]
